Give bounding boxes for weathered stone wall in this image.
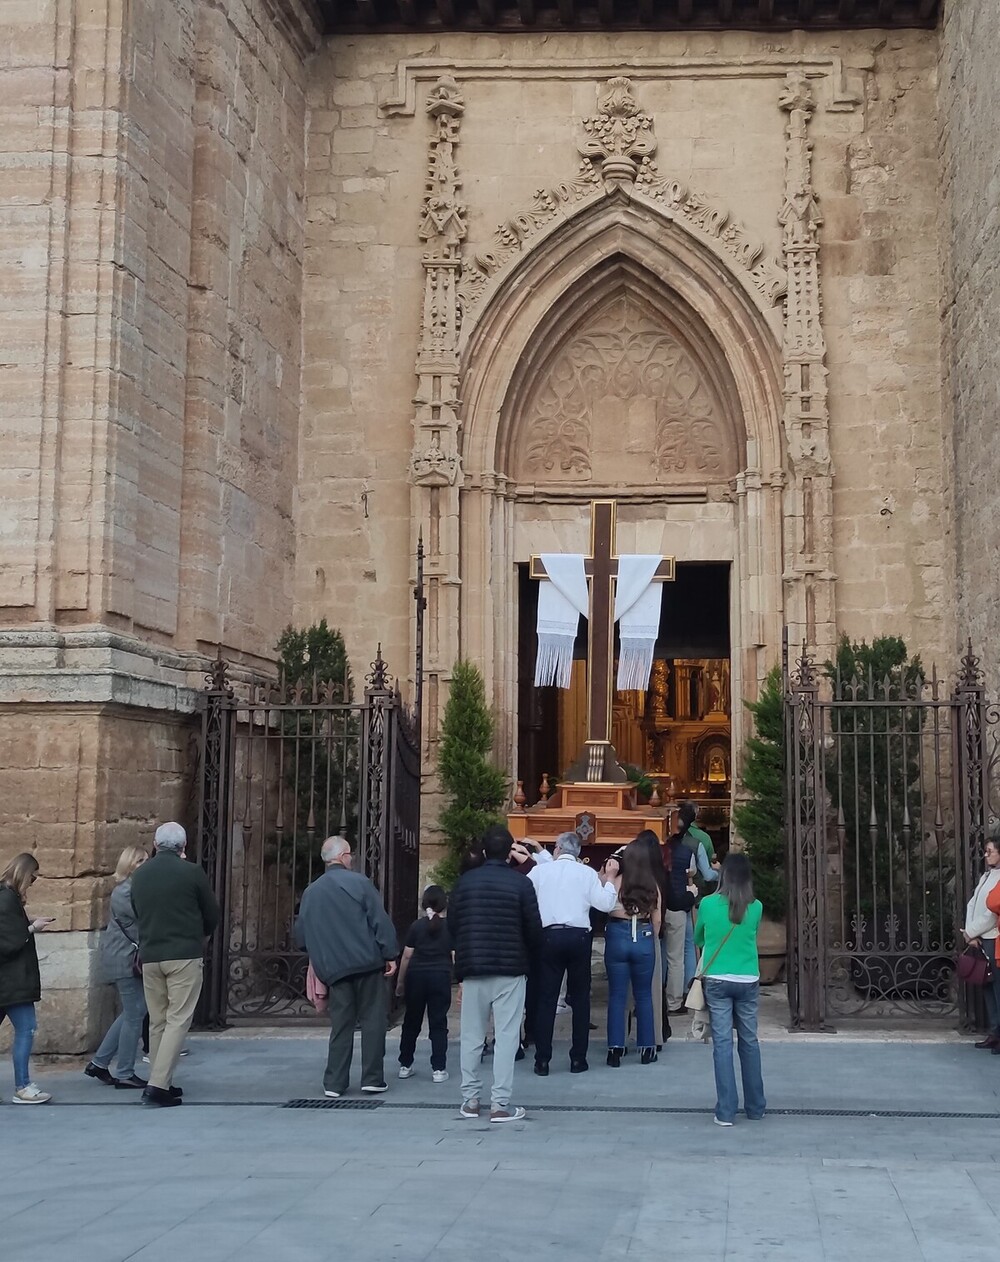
[300,30,951,684]
[1,0,313,659]
[0,706,193,1051]
[941,1,1000,689]
[0,0,316,1048]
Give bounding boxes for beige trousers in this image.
[142,958,203,1089]
[662,908,688,1010]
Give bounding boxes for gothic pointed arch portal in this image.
[451,194,788,782]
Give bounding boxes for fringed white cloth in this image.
[614,555,663,693]
[534,554,588,688]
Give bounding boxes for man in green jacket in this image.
[130,822,219,1107]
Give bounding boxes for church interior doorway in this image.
[516,559,732,848]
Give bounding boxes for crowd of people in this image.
[287,810,767,1125]
[0,822,218,1107]
[0,809,768,1125]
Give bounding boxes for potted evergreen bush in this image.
[434,661,507,887]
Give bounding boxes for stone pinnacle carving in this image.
[579,77,657,191]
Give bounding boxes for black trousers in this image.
[534,926,593,1064]
[398,969,451,1072]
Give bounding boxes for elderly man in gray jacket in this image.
[295,836,399,1097]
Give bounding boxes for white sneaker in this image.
[398,1065,415,1079]
[324,1089,341,1099]
[713,1116,734,1127]
[13,1083,52,1105]
[142,1049,187,1064]
[432,1070,449,1084]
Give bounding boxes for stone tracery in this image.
[515,292,735,485]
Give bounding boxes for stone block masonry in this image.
[0,0,319,1049]
[941,0,1000,690]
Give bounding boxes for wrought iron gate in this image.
[194,649,421,1023]
[786,643,1000,1028]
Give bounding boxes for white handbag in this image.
[686,925,736,1012]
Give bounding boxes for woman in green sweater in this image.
[694,853,766,1126]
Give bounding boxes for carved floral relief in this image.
[516,293,735,485]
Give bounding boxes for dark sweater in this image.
[448,859,543,981]
[294,865,399,986]
[0,884,41,1007]
[129,850,220,963]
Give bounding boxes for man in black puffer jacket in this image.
[449,826,542,1124]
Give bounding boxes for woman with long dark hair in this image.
[604,840,662,1066]
[629,831,667,1043]
[0,853,55,1103]
[694,852,766,1126]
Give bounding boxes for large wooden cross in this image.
[530,499,675,782]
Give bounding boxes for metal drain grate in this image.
[285,1098,383,1110]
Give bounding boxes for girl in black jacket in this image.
[0,853,55,1103]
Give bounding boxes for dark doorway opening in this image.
[516,560,731,838]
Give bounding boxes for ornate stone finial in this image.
[539,772,551,800]
[419,78,466,258]
[426,74,464,118]
[513,780,527,812]
[649,785,661,808]
[778,71,815,119]
[579,77,656,192]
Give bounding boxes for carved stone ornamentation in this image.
[517,293,735,485]
[580,76,657,191]
[458,77,786,323]
[408,77,469,757]
[778,71,835,652]
[410,76,466,490]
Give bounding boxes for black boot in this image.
[640,1047,659,1065]
[606,1047,624,1068]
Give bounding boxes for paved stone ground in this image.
[3,1022,1000,1262]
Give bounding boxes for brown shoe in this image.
[459,1099,480,1119]
[490,1106,526,1124]
[975,1034,1000,1049]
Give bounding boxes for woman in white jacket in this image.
[963,839,1000,1050]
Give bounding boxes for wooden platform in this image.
[508,779,668,858]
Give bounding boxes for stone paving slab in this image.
[2,1032,998,1262]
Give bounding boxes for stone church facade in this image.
[1,0,997,1046]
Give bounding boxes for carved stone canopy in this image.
[506,285,740,487]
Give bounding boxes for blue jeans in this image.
[605,919,656,1049]
[684,916,696,989]
[92,976,148,1079]
[1,1002,37,1089]
[704,978,766,1123]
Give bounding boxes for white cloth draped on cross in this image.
[533,553,664,692]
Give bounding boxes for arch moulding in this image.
[407,73,835,783]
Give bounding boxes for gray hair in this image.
[154,822,187,853]
[321,836,351,864]
[554,831,581,859]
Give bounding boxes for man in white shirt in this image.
[528,831,618,1076]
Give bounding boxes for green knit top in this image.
[694,892,762,978]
